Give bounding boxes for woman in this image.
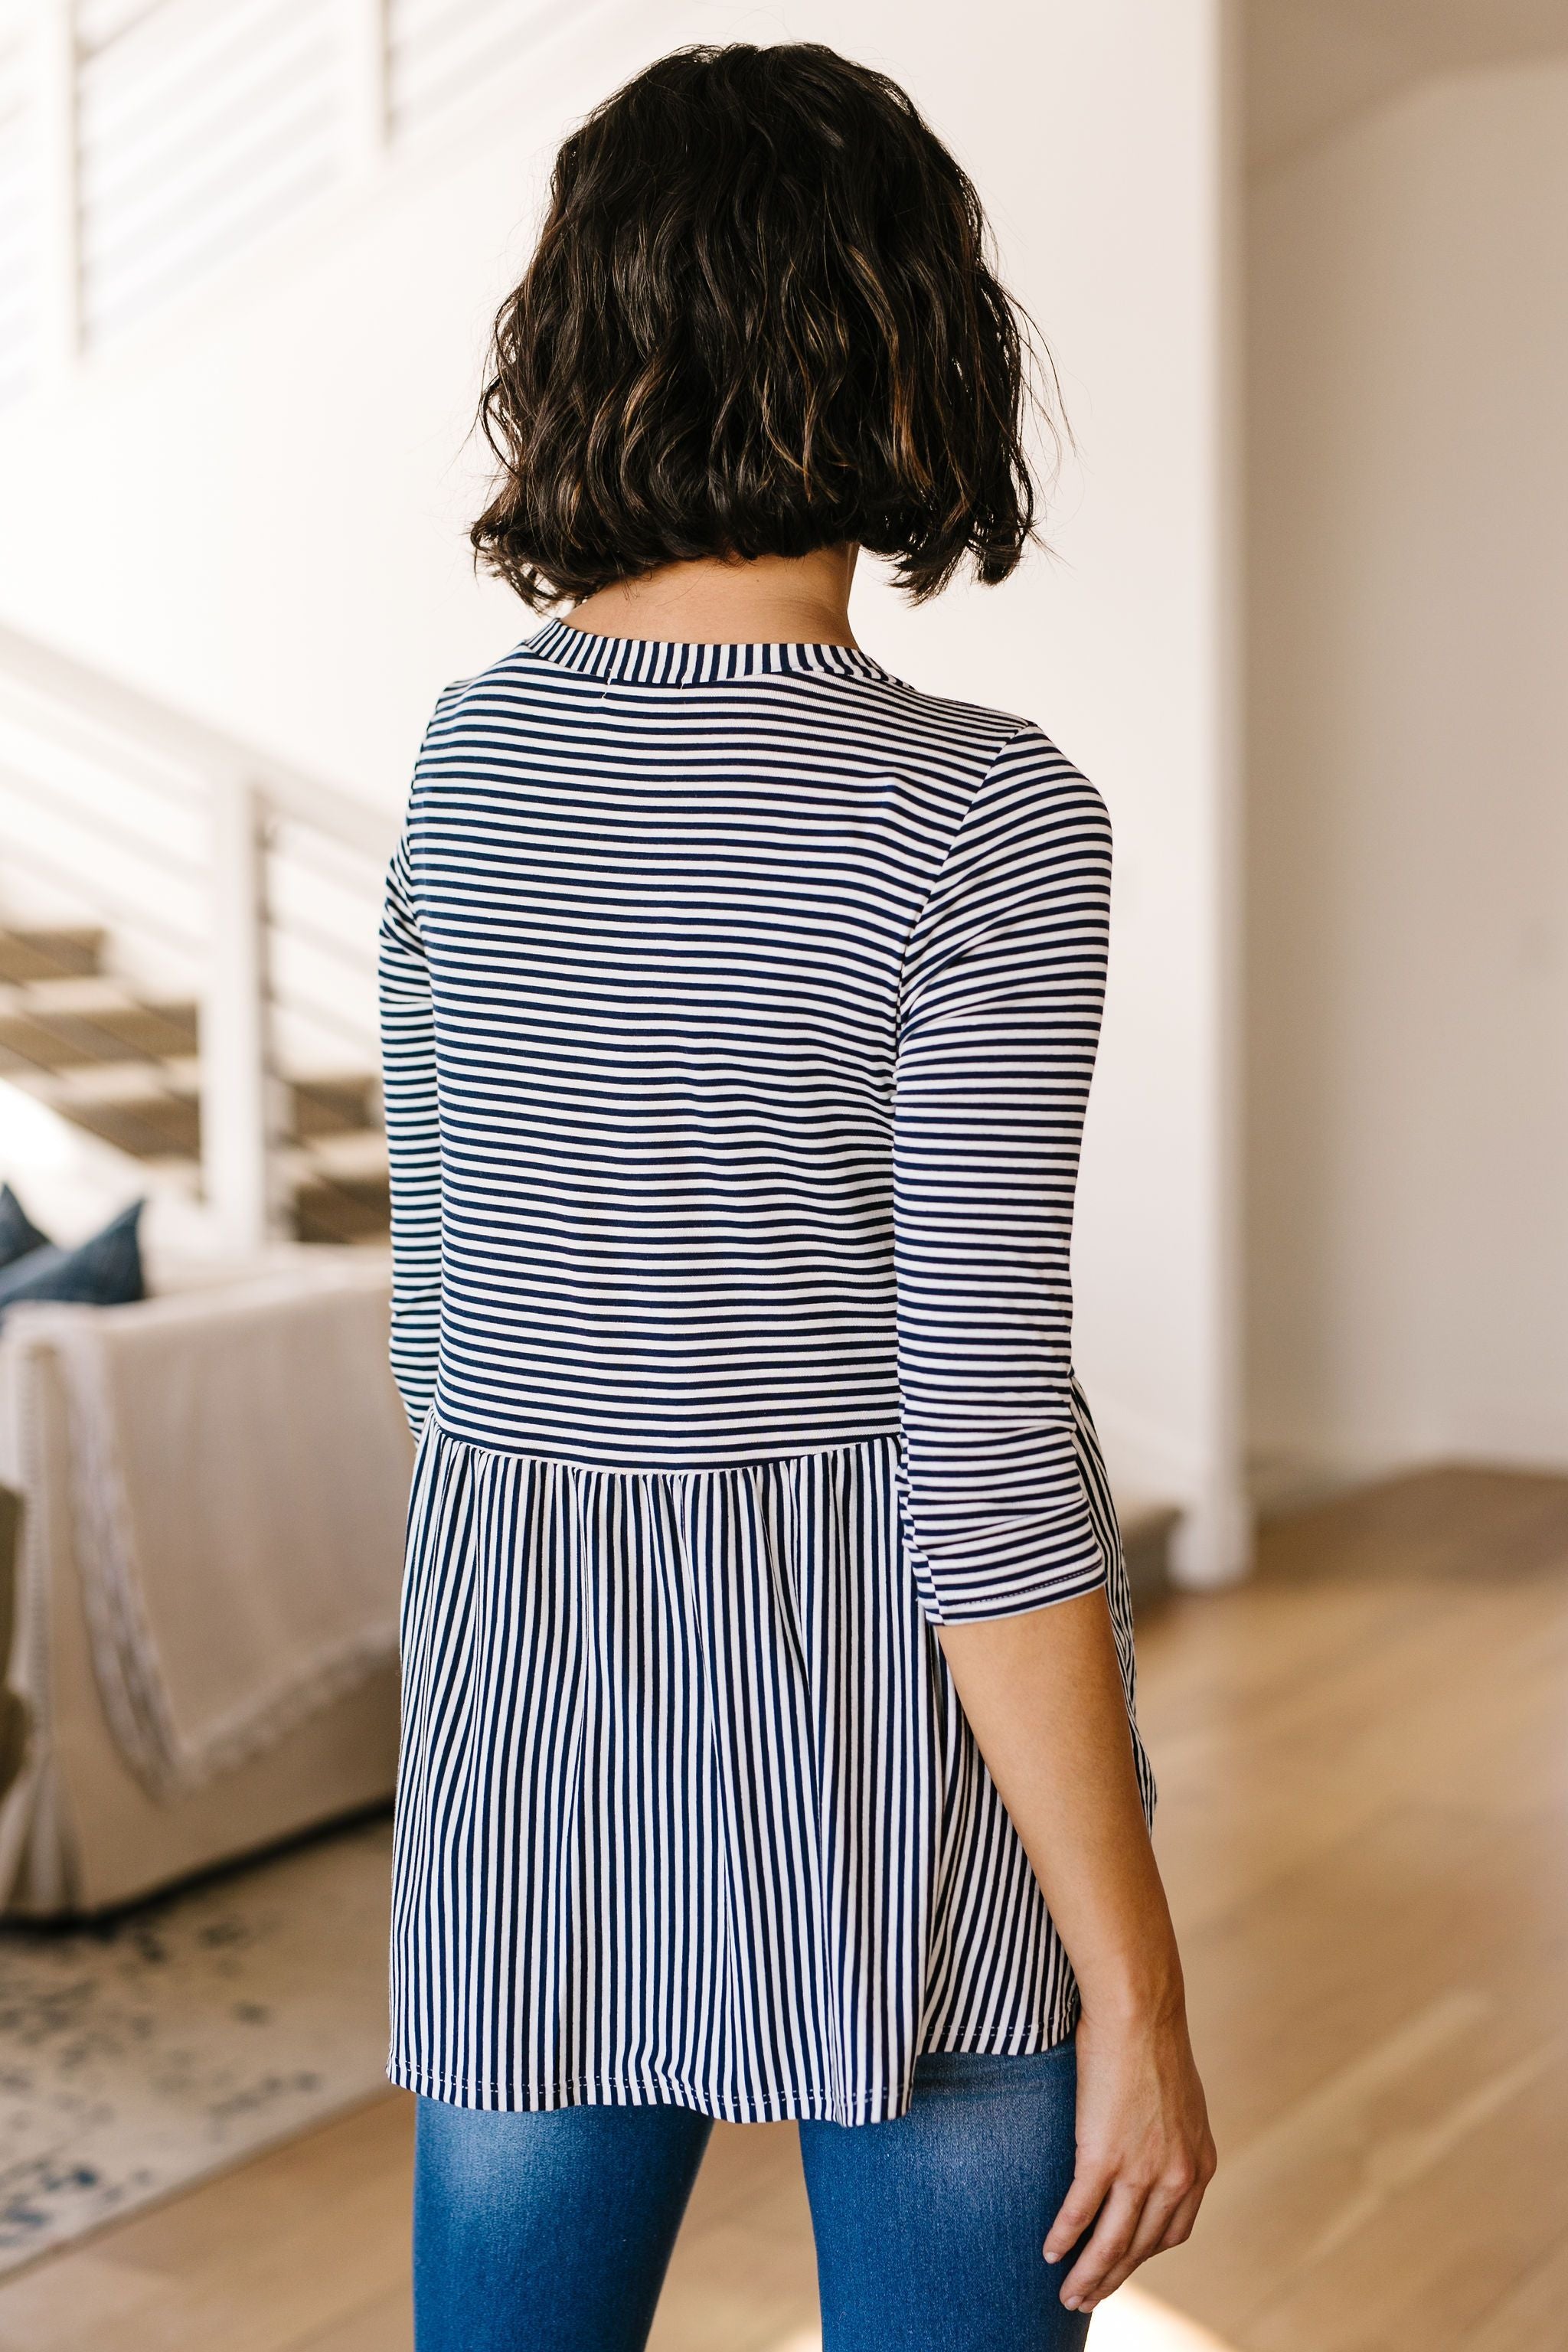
[380,41,1214,2352]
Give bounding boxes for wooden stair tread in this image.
[0,923,106,984]
[293,1171,392,1246]
[65,1092,203,1159]
[7,1060,380,1133]
[0,1001,200,1071]
[291,1074,381,1139]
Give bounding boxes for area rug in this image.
[0,1811,394,2272]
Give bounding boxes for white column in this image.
[1170,0,1250,1589]
[201,777,276,1256]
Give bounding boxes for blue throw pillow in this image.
[0,1200,146,1327]
[0,1184,51,1271]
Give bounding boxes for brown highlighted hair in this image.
[470,43,1053,609]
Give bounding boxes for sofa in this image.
[0,1248,412,1916]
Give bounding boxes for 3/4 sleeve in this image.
[893,724,1112,1625]
[378,822,441,1436]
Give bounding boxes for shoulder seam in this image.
[892,722,1040,1006]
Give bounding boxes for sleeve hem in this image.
[914,1555,1109,1630]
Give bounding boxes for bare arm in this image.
[893,736,1214,2305]
[939,1589,1215,2313]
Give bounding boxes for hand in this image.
[935,1594,1215,2311]
[1043,1994,1216,2313]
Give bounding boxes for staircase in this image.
[0,922,388,1243]
[0,622,394,1250]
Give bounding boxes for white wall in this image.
[1248,57,1568,1491]
[0,0,1246,1576]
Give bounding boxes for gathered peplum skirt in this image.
[387,1407,1138,2128]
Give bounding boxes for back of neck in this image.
[565,545,859,646]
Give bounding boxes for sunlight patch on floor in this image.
[767,2283,1239,2352]
[1090,2282,1240,2348]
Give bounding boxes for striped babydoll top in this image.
[378,618,1152,2126]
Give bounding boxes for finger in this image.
[1057,2180,1149,2311]
[1155,2181,1207,2252]
[1154,2141,1216,2256]
[1079,2182,1191,2307]
[1043,2161,1112,2264]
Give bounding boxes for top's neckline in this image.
[520,618,895,688]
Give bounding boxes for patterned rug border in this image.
[0,1812,396,2275]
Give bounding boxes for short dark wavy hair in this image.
[470,43,1055,609]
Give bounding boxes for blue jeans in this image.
[413,2042,1090,2350]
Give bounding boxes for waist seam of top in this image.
[420,1405,903,1480]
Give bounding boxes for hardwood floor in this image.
[1145,1466,1568,2352]
[2,1465,1564,2352]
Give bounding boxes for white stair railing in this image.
[0,615,393,1251]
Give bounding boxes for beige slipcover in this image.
[0,1250,410,1916]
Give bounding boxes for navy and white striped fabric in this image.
[379,619,1152,2125]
